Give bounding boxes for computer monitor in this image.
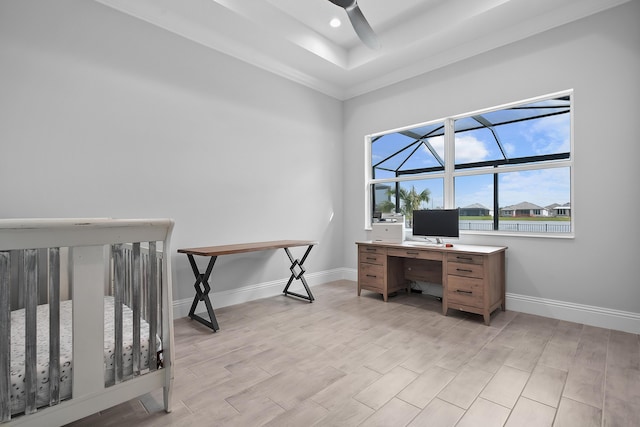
[412,208,460,244]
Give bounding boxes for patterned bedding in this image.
[9,296,158,415]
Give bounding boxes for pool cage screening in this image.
[370,95,571,230]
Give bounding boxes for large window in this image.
[366,91,573,236]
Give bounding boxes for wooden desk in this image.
[356,241,507,325]
[178,240,317,331]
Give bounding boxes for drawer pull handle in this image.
[366,257,377,261]
[366,274,377,278]
[456,290,473,295]
[407,251,419,255]
[457,256,473,261]
[366,248,377,252]
[456,268,473,273]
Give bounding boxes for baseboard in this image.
[345,268,638,333]
[506,293,640,334]
[173,268,350,319]
[174,268,639,334]
[344,267,358,282]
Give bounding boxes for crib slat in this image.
[141,255,148,323]
[125,249,132,311]
[0,252,11,422]
[113,244,124,384]
[148,242,158,372]
[71,245,107,397]
[10,250,22,310]
[132,243,141,377]
[24,249,38,415]
[38,248,48,305]
[48,247,61,406]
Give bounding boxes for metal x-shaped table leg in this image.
[186,254,220,332]
[282,245,315,302]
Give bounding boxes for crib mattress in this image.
[9,297,158,415]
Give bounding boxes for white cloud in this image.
[421,135,490,163]
[427,135,445,158]
[503,142,516,156]
[455,135,490,163]
[499,169,570,207]
[528,114,571,154]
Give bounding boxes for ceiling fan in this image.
[327,0,380,49]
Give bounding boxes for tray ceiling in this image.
[95,0,630,100]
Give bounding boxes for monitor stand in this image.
[406,237,444,247]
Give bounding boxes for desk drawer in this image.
[447,275,484,307]
[359,263,385,288]
[447,261,484,278]
[360,252,385,265]
[388,247,443,261]
[359,245,386,256]
[447,253,484,265]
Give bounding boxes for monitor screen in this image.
[412,209,460,242]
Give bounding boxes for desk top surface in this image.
[356,241,507,254]
[178,240,317,257]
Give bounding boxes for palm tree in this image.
[377,199,396,213]
[386,185,431,226]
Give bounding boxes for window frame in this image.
[364,90,574,238]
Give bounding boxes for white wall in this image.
[2,1,638,332]
[0,1,344,303]
[343,1,640,331]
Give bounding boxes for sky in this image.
[372,101,571,210]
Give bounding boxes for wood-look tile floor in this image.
[68,281,640,426]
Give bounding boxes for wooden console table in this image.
[178,240,317,331]
[356,241,506,325]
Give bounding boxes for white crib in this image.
[0,219,175,426]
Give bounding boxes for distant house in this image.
[549,203,571,217]
[545,203,561,213]
[500,201,549,217]
[460,203,491,217]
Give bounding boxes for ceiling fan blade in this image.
[345,4,380,49]
[327,0,355,7]
[327,0,380,49]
